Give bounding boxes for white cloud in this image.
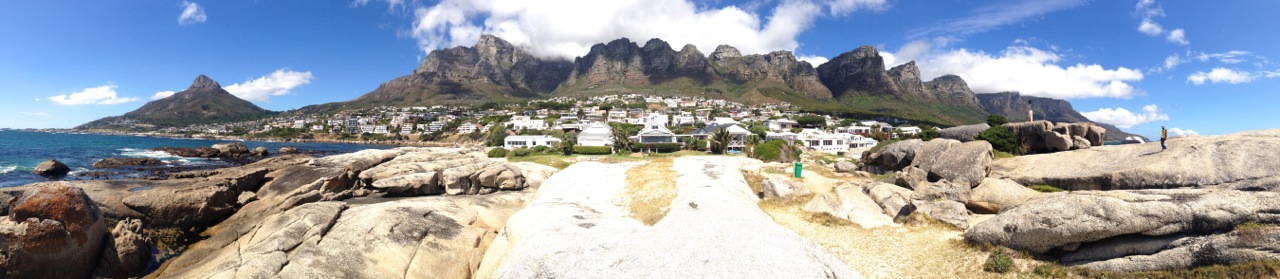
[796,55,829,67]
[915,45,1144,99]
[1165,28,1188,45]
[151,90,177,100]
[882,40,932,68]
[49,85,139,105]
[1082,104,1168,129]
[1168,127,1198,137]
[1187,68,1254,85]
[19,112,51,118]
[390,0,885,60]
[1162,54,1183,70]
[909,0,1086,39]
[1137,19,1164,36]
[1133,0,1187,45]
[178,1,208,25]
[224,69,315,102]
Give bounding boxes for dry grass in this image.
[743,171,766,197]
[624,158,678,225]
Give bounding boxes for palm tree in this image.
[710,128,732,154]
[745,134,763,157]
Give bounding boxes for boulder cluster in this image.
[861,129,1280,272]
[1003,121,1105,153]
[0,147,556,278]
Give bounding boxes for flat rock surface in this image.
[989,129,1280,191]
[478,157,861,278]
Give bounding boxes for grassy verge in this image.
[993,151,1015,160]
[1029,184,1066,193]
[624,158,678,225]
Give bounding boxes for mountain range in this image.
[80,35,1141,140]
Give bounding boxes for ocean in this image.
[0,129,391,187]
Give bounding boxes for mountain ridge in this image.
[77,75,275,130]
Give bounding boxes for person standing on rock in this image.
[1160,126,1168,151]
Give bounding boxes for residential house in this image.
[692,123,751,151]
[427,121,446,132]
[836,125,873,135]
[511,115,547,130]
[848,134,878,149]
[399,125,413,135]
[607,110,628,123]
[765,131,799,142]
[371,125,390,135]
[765,119,799,132]
[798,129,850,154]
[503,135,561,149]
[710,117,739,126]
[633,121,677,143]
[457,123,479,134]
[577,121,614,147]
[898,126,922,136]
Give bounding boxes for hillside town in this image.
[135,94,934,157]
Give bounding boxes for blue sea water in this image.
[0,129,391,187]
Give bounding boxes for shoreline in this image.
[49,129,483,148]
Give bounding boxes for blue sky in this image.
[1,0,1276,139]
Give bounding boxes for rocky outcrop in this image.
[122,166,270,228]
[278,146,299,154]
[153,146,221,158]
[938,123,989,142]
[1003,120,1101,153]
[93,157,164,168]
[477,157,861,278]
[0,183,107,278]
[863,182,914,221]
[211,142,248,157]
[967,188,1280,271]
[966,178,1039,214]
[817,46,898,98]
[564,38,719,88]
[908,139,993,188]
[761,174,810,199]
[94,218,151,278]
[923,74,981,107]
[908,179,972,228]
[251,146,269,156]
[31,159,71,177]
[711,46,833,99]
[860,139,923,172]
[977,92,1141,142]
[989,129,1280,191]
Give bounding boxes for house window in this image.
[822,140,832,146]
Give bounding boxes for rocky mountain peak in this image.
[817,45,894,98]
[678,44,700,55]
[189,75,221,90]
[850,45,881,60]
[710,45,742,61]
[887,61,922,86]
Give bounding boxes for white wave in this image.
[0,165,16,174]
[118,148,183,160]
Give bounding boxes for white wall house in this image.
[898,126,922,136]
[766,119,799,132]
[798,129,850,154]
[511,115,547,131]
[692,123,752,151]
[577,121,614,147]
[634,121,677,143]
[848,134,878,149]
[504,135,561,149]
[836,125,873,135]
[765,131,798,142]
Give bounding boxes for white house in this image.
[607,110,628,123]
[710,117,739,126]
[898,126,922,136]
[692,123,752,151]
[634,121,677,143]
[766,119,799,132]
[765,131,799,142]
[836,125,874,135]
[848,134,878,149]
[503,135,561,149]
[577,121,614,147]
[511,115,547,130]
[371,125,390,135]
[457,123,479,134]
[798,129,850,154]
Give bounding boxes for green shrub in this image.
[637,143,682,153]
[987,114,1009,127]
[753,140,787,162]
[1030,184,1066,193]
[1032,263,1069,278]
[532,145,551,153]
[983,247,1014,273]
[976,126,1023,155]
[512,148,532,157]
[918,128,939,141]
[487,148,507,158]
[573,146,613,155]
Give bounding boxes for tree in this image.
[795,115,826,128]
[745,134,763,157]
[610,122,640,153]
[919,126,939,141]
[709,128,732,154]
[558,131,578,156]
[987,114,1009,127]
[486,125,507,147]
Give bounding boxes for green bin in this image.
[794,162,802,178]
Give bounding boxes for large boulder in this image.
[92,157,164,168]
[122,167,269,228]
[1077,227,1280,272]
[801,194,844,219]
[153,147,220,158]
[834,161,857,173]
[211,142,249,157]
[966,189,1280,255]
[966,178,1039,214]
[938,123,989,142]
[1072,136,1092,150]
[251,146,269,156]
[989,130,1280,191]
[1044,131,1072,152]
[1003,121,1053,152]
[908,139,993,188]
[910,179,971,228]
[860,139,923,172]
[278,146,299,154]
[94,218,152,278]
[863,182,913,220]
[31,159,71,177]
[761,175,810,199]
[1054,122,1106,147]
[835,183,896,228]
[0,183,107,278]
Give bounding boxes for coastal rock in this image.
[278,146,298,154]
[251,146,269,156]
[910,179,971,228]
[908,139,992,188]
[976,92,1139,142]
[938,123,989,142]
[92,157,164,168]
[860,139,923,172]
[31,159,71,177]
[989,129,1280,191]
[912,199,969,229]
[1078,227,1280,272]
[1044,131,1072,152]
[834,161,857,173]
[211,142,248,157]
[153,147,220,158]
[1003,121,1053,152]
[801,194,843,218]
[94,218,152,278]
[966,179,1039,214]
[1072,135,1092,150]
[863,182,913,220]
[762,175,810,199]
[966,189,1280,254]
[122,167,269,228]
[835,183,897,228]
[0,182,107,279]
